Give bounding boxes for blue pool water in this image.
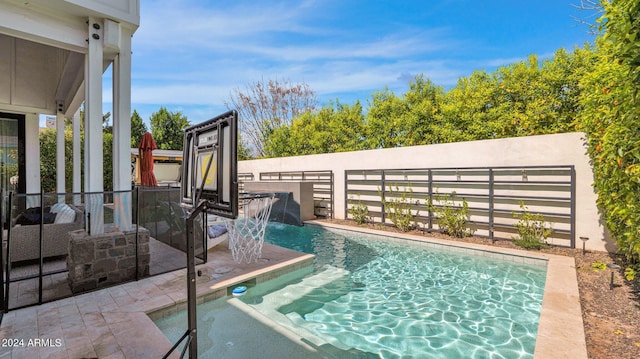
[156,223,547,358]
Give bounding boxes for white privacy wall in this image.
[239,132,611,252]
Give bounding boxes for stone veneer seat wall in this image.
[67,225,150,293]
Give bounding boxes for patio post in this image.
[112,23,133,231]
[73,110,82,206]
[56,112,66,203]
[84,16,105,234]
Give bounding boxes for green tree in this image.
[440,69,500,140]
[265,100,367,157]
[39,128,59,193]
[150,107,190,150]
[490,55,557,137]
[401,76,449,145]
[101,112,113,191]
[237,137,252,161]
[103,131,113,192]
[365,88,407,148]
[438,47,596,143]
[130,109,148,148]
[539,46,597,131]
[578,0,640,263]
[366,76,449,148]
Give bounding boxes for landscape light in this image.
[580,236,589,255]
[607,263,621,290]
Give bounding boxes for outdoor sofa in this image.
[8,203,84,263]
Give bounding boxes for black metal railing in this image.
[260,170,334,218]
[345,165,576,247]
[237,172,255,193]
[163,329,193,359]
[1,187,206,313]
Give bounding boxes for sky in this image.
[110,0,598,127]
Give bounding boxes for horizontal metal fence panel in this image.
[259,170,334,218]
[346,165,575,248]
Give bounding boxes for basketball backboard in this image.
[181,110,238,219]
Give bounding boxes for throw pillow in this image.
[54,204,76,224]
[50,203,65,213]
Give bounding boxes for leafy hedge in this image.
[578,0,640,263]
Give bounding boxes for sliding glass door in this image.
[0,112,24,313]
[0,113,25,195]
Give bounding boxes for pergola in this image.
[0,0,140,233]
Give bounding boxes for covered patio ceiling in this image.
[0,0,139,117]
[0,0,140,234]
[0,33,84,117]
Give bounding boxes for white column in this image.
[24,113,41,208]
[112,25,133,231]
[56,112,66,202]
[84,17,104,234]
[73,109,81,205]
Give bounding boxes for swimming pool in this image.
[156,223,547,358]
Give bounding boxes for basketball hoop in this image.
[223,192,275,263]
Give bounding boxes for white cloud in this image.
[135,1,328,51]
[128,0,574,122]
[129,1,461,109]
[131,84,230,105]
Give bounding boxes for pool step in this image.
[247,265,352,350]
[252,265,350,310]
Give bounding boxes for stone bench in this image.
[67,225,150,293]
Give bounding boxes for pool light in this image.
[232,286,248,297]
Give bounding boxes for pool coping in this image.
[305,220,588,359]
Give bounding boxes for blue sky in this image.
[116,0,597,126]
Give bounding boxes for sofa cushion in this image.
[54,204,76,224]
[24,206,51,214]
[16,212,57,225]
[207,224,228,238]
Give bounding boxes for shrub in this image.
[348,195,370,225]
[429,191,473,238]
[591,260,607,272]
[512,202,553,250]
[624,266,637,281]
[380,184,415,232]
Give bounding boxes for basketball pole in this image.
[177,110,237,358]
[186,200,208,359]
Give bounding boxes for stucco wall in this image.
[239,132,612,252]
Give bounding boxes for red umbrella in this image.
[138,132,158,186]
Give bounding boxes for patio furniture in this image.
[8,204,84,263]
[207,222,229,250]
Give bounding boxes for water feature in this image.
[268,192,302,226]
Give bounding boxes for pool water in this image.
[156,223,547,358]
